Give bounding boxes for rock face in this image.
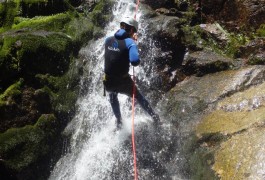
[195,67,265,179]
[159,66,265,179]
[0,0,264,179]
[140,0,265,179]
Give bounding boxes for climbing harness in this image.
[131,1,140,180]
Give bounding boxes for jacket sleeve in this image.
[125,38,140,66]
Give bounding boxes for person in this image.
[103,17,160,129]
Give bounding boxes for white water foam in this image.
[48,1,158,179]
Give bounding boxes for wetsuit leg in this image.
[135,90,156,117]
[118,77,160,123]
[135,90,160,124]
[109,92,122,126]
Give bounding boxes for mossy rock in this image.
[90,0,114,27]
[0,114,58,172]
[0,79,23,104]
[256,24,265,37]
[66,16,94,51]
[12,13,72,32]
[195,81,265,178]
[212,128,265,179]
[17,32,72,75]
[20,0,77,18]
[35,59,81,117]
[0,1,20,29]
[0,31,73,89]
[197,107,265,136]
[189,144,218,180]
[247,54,265,65]
[0,80,23,131]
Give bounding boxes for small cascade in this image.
[49,0,184,179]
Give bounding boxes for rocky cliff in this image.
[0,0,264,179]
[140,0,265,179]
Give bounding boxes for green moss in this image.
[181,25,206,48]
[197,107,265,136]
[12,13,72,32]
[50,64,80,114]
[0,114,57,172]
[22,0,48,3]
[256,24,265,37]
[0,79,23,105]
[182,133,218,180]
[15,33,72,75]
[189,147,218,180]
[0,32,73,89]
[224,33,249,58]
[35,59,80,116]
[90,0,114,27]
[213,128,265,179]
[247,55,265,65]
[93,0,113,11]
[0,0,20,28]
[65,16,94,47]
[0,35,19,82]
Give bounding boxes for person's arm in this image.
[125,38,140,66]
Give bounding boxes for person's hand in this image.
[132,33,138,41]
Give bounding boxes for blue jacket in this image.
[104,29,140,76]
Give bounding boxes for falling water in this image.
[49,0,184,179]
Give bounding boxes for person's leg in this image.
[119,77,160,123]
[109,92,122,128]
[134,90,160,123]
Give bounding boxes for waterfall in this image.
[49,0,184,179]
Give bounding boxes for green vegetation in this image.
[12,13,72,32]
[35,60,80,115]
[90,0,114,27]
[189,145,218,180]
[0,0,20,30]
[181,24,205,48]
[0,79,23,106]
[0,114,57,171]
[224,33,249,58]
[256,24,265,37]
[0,0,115,177]
[22,0,49,3]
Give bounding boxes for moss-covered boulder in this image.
[0,0,115,179]
[0,114,59,179]
[0,31,73,89]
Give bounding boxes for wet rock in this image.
[155,8,183,17]
[0,114,59,180]
[238,38,265,58]
[140,14,186,69]
[213,128,265,179]
[190,66,265,178]
[182,49,233,76]
[199,23,229,41]
[141,0,177,10]
[160,66,265,125]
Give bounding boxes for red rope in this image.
[134,0,140,19]
[131,68,138,180]
[132,1,140,180]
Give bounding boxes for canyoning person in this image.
[103,17,160,129]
